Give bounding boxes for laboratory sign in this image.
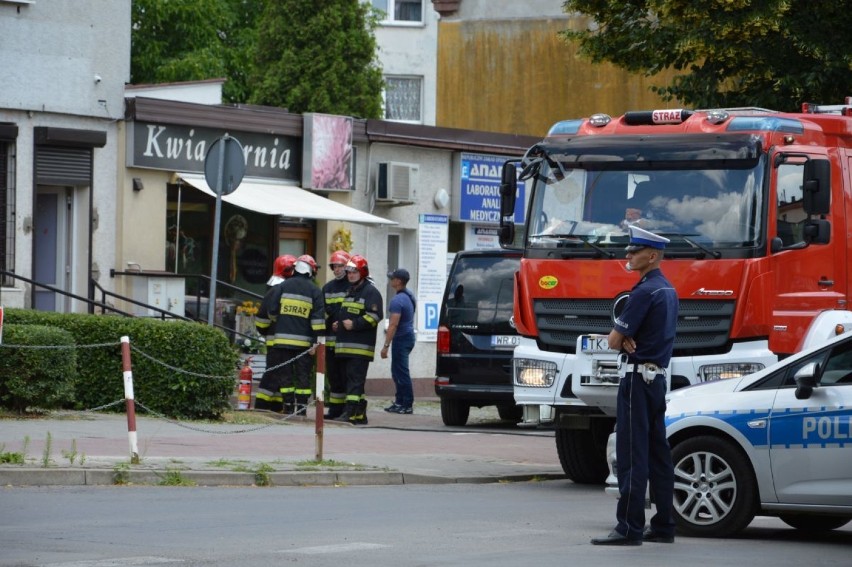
[459,152,525,224]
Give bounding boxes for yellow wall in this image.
[436,17,677,137]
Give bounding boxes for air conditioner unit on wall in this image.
[376,161,419,202]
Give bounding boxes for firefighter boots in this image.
[324,403,345,419]
[349,400,368,426]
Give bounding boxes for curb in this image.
[0,468,566,488]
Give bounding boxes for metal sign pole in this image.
[207,138,228,326]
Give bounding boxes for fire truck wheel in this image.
[555,425,609,484]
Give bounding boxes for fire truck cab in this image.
[499,101,852,484]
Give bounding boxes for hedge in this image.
[1,309,239,419]
[0,324,77,413]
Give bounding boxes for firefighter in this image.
[332,254,384,425]
[256,254,325,415]
[253,254,297,412]
[267,254,296,287]
[321,250,351,419]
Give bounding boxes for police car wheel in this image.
[670,435,758,538]
[778,514,852,533]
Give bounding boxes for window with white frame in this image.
[372,0,422,23]
[384,76,422,122]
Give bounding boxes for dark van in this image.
[435,249,522,426]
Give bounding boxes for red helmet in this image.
[295,254,318,276]
[329,250,351,267]
[268,254,296,285]
[345,254,369,279]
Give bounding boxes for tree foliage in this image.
[249,0,384,118]
[131,0,383,116]
[561,0,852,111]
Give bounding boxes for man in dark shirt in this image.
[592,225,679,546]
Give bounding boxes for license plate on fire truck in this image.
[580,334,615,353]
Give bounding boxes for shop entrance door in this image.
[33,186,72,312]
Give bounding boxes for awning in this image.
[177,173,396,226]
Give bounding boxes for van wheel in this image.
[441,399,470,426]
[497,404,522,422]
[555,425,609,484]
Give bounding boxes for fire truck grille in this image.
[533,299,735,355]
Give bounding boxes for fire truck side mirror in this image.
[803,158,831,215]
[499,162,519,247]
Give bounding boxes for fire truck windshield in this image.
[526,157,765,254]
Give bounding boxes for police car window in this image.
[749,349,831,390]
[819,339,852,386]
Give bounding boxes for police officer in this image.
[332,254,383,425]
[321,250,351,419]
[256,254,325,415]
[591,225,678,546]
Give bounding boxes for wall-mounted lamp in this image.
[434,188,450,209]
[127,261,141,272]
[132,177,144,191]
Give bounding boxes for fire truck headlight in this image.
[514,359,557,387]
[699,362,765,382]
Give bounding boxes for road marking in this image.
[282,542,390,555]
[39,557,183,566]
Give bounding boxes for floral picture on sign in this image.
[303,113,353,191]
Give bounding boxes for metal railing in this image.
[0,269,263,346]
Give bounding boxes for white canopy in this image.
[178,173,396,226]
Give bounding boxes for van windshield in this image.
[445,255,517,327]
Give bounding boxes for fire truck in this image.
[498,100,852,484]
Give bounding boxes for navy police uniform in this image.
[596,225,679,545]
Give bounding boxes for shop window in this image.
[384,76,422,123]
[372,0,422,23]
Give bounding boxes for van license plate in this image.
[580,334,613,353]
[492,335,520,348]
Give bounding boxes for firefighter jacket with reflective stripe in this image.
[334,278,384,360]
[256,273,325,349]
[322,276,350,349]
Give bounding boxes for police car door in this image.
[768,338,852,505]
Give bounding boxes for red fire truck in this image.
[498,101,852,484]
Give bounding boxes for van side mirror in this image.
[803,159,830,215]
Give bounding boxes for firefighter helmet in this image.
[345,254,369,279]
[329,250,351,267]
[267,254,296,285]
[294,254,318,276]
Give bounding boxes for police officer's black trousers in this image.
[615,372,676,540]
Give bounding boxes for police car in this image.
[605,331,852,537]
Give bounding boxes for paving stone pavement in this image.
[0,398,566,487]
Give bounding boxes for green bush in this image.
[0,324,77,413]
[2,309,239,419]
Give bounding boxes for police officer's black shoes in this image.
[590,530,642,546]
[642,528,674,543]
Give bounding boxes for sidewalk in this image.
[0,399,565,487]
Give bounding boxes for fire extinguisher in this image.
[237,357,253,410]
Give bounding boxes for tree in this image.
[249,0,384,118]
[131,0,263,103]
[561,0,852,111]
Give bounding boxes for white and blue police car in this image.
[605,330,852,537]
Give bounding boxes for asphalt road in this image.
[2,481,850,567]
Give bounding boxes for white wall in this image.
[374,2,439,125]
[0,0,130,308]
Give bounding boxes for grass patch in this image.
[158,468,196,486]
[0,444,25,465]
[293,458,367,470]
[254,463,274,486]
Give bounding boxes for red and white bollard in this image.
[237,357,253,410]
[120,335,140,464]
